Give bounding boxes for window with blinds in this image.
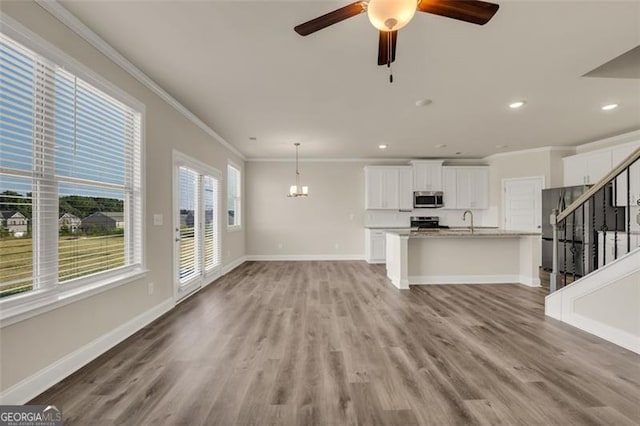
[176,163,220,289]
[0,32,143,300]
[227,164,241,228]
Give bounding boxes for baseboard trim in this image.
[246,254,365,261]
[222,255,248,274]
[567,313,640,354]
[0,298,174,405]
[409,274,525,285]
[519,275,541,287]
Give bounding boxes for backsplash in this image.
[364,207,498,228]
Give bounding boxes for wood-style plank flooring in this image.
[31,261,640,425]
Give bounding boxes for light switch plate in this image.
[153,214,163,226]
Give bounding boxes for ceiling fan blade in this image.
[377,30,398,66]
[294,2,367,36]
[417,0,499,25]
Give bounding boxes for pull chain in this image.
[387,31,393,83]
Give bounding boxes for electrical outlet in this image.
[334,243,340,250]
[153,214,163,226]
[277,243,283,249]
[148,282,154,295]
[349,213,355,221]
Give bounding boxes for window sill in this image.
[0,268,148,328]
[227,225,242,233]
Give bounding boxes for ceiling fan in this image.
[294,0,499,73]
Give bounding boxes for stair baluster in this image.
[551,147,639,293]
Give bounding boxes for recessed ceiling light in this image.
[601,103,618,111]
[435,144,447,149]
[509,101,526,109]
[415,99,433,107]
[455,152,463,155]
[495,144,507,148]
[378,144,388,149]
[248,136,257,141]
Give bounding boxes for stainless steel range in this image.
[410,216,450,231]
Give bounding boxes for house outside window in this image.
[0,28,144,304]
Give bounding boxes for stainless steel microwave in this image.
[414,191,444,208]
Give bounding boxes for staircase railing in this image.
[550,147,640,293]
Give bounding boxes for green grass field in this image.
[0,234,125,298]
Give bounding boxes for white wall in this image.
[0,1,245,395]
[246,161,365,258]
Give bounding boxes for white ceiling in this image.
[57,0,640,159]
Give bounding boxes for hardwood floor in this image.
[31,261,640,425]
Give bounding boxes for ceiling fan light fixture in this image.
[367,0,417,31]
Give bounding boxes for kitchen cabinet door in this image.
[365,229,386,263]
[398,166,413,211]
[469,168,489,209]
[584,151,612,184]
[412,161,443,192]
[382,168,399,209]
[563,150,612,186]
[371,233,386,261]
[455,168,473,209]
[563,155,587,186]
[365,167,385,209]
[456,167,489,209]
[612,143,640,206]
[442,167,457,209]
[365,166,400,210]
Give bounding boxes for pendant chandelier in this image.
[288,143,309,197]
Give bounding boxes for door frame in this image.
[502,176,545,231]
[172,150,222,303]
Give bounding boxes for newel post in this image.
[550,209,558,293]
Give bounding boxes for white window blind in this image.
[178,166,199,283]
[203,175,220,271]
[227,164,241,227]
[0,32,142,299]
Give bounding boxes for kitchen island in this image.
[385,229,541,289]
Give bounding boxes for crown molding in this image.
[246,157,490,163]
[484,145,575,160]
[35,0,246,161]
[574,129,640,154]
[247,157,414,163]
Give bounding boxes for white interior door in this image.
[503,177,544,231]
[173,152,221,301]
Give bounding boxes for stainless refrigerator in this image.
[541,183,625,276]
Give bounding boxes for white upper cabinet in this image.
[365,167,385,209]
[397,166,414,211]
[411,160,443,192]
[612,142,640,206]
[442,167,458,209]
[563,150,612,186]
[441,166,489,210]
[365,166,412,210]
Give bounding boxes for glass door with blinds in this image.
[173,153,221,300]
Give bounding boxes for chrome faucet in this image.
[463,210,474,233]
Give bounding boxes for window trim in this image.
[0,14,146,327]
[226,161,242,231]
[172,150,222,302]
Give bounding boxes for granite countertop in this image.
[365,226,411,230]
[386,228,541,238]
